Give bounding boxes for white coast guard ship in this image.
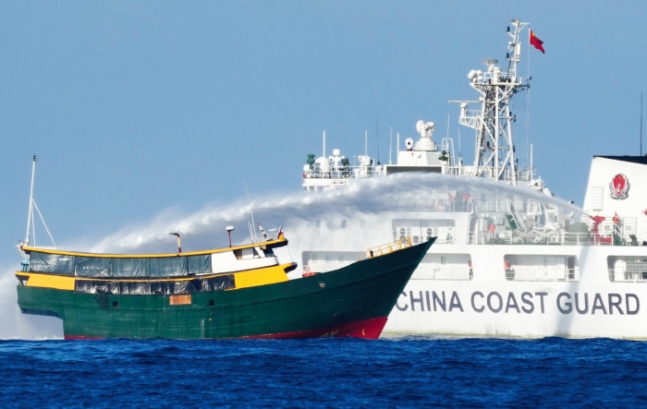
[294,19,647,339]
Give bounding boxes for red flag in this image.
[529,30,545,54]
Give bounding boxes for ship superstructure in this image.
[303,20,550,191]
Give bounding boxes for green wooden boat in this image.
[16,234,434,340]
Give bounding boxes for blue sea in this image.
[1,337,647,408]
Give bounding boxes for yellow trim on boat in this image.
[233,264,290,289]
[21,236,287,259]
[16,261,294,291]
[17,273,76,291]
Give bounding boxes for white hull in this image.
[290,228,647,339]
[384,244,647,339]
[285,169,647,339]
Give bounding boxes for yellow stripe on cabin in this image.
[233,264,290,289]
[20,273,76,291]
[17,260,293,292]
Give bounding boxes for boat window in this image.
[411,253,472,281]
[608,256,647,282]
[503,254,578,282]
[252,247,263,258]
[393,219,455,242]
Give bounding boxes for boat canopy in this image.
[28,250,212,278]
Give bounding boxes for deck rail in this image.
[365,237,414,259]
[467,231,641,247]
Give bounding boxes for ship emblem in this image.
[609,173,630,200]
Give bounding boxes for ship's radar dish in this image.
[482,58,499,68]
[415,120,426,136]
[415,120,435,138]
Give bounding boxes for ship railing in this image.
[365,237,413,259]
[468,231,624,246]
[535,231,603,246]
[304,169,353,180]
[434,236,456,245]
[458,109,483,129]
[508,266,576,282]
[429,267,472,281]
[403,236,446,246]
[304,163,384,180]
[447,165,536,181]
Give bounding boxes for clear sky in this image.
[1,0,646,268]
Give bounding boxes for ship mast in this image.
[454,19,531,184]
[24,155,37,245]
[23,155,57,247]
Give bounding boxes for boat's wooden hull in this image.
[17,239,433,340]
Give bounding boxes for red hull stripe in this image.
[64,317,389,341]
[242,316,389,340]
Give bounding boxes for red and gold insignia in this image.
[609,173,630,200]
